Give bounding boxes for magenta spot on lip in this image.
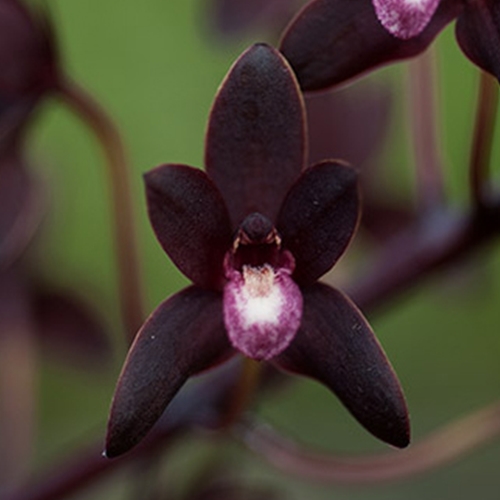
[372,0,440,39]
[223,261,303,361]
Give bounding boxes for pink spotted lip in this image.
[373,0,440,39]
[223,260,303,361]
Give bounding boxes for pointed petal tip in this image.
[274,284,410,448]
[104,430,132,459]
[378,404,411,448]
[205,41,306,225]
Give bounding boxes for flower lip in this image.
[223,259,303,361]
[223,212,303,361]
[373,0,441,39]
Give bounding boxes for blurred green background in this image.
[22,0,500,498]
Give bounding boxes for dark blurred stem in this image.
[0,270,38,497]
[0,314,37,494]
[470,71,498,210]
[56,78,145,343]
[239,401,500,484]
[407,48,445,210]
[219,357,261,427]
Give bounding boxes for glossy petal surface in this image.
[145,164,232,289]
[280,0,461,91]
[277,161,359,286]
[205,43,306,227]
[456,0,500,80]
[106,286,231,457]
[274,283,410,448]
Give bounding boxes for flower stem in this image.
[470,71,499,210]
[239,401,500,484]
[219,357,262,427]
[55,79,145,343]
[407,48,445,210]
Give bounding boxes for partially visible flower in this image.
[373,0,441,39]
[106,43,409,458]
[279,0,500,91]
[0,0,58,146]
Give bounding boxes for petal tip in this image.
[385,411,411,448]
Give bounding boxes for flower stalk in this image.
[239,401,500,484]
[470,70,499,210]
[407,47,445,210]
[55,78,145,343]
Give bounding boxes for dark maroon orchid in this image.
[279,0,500,91]
[105,43,410,458]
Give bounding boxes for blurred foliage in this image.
[18,0,500,498]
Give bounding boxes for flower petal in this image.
[277,161,359,286]
[105,286,232,457]
[145,164,232,290]
[455,0,500,80]
[273,283,410,448]
[205,43,306,227]
[373,0,440,39]
[279,0,461,91]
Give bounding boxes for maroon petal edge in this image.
[455,0,500,80]
[105,286,232,457]
[205,43,307,227]
[277,160,360,286]
[273,283,410,448]
[145,164,232,290]
[279,0,461,91]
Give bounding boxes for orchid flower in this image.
[279,0,500,91]
[105,43,410,458]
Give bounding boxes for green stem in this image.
[407,48,445,210]
[220,357,262,427]
[470,71,499,209]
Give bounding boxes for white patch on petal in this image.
[240,266,282,328]
[223,264,303,360]
[372,0,440,39]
